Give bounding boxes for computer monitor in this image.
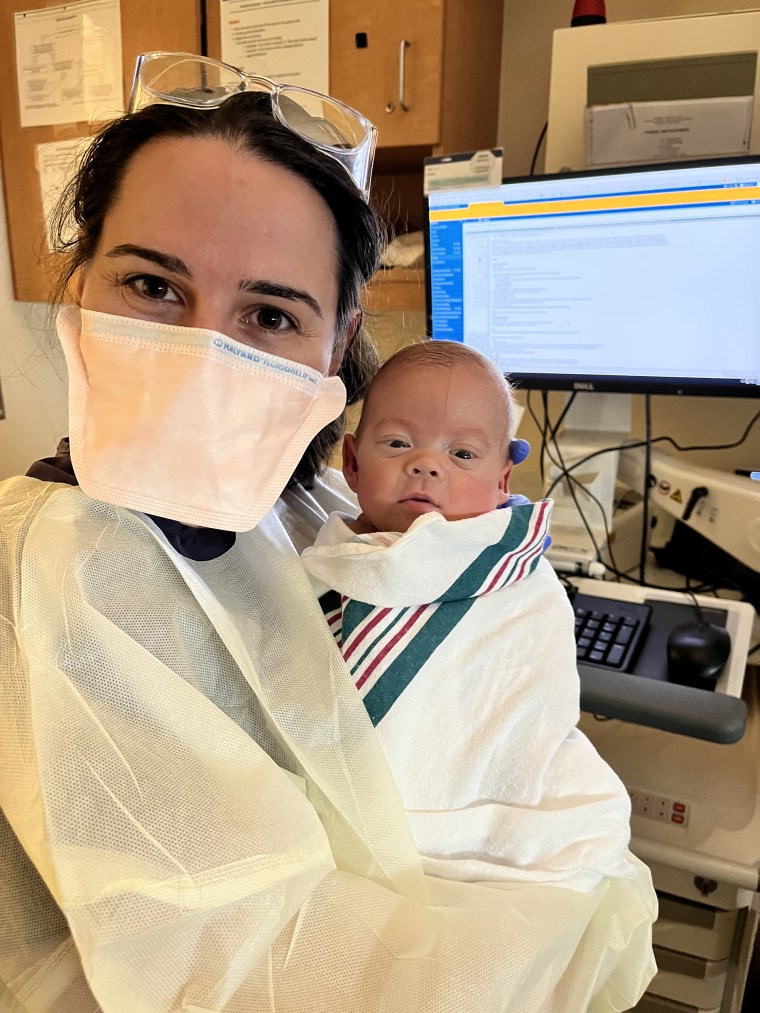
[425,156,760,400]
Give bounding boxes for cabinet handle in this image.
[398,39,410,112]
[385,39,411,114]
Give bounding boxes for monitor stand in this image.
[543,392,632,573]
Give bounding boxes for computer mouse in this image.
[666,621,732,686]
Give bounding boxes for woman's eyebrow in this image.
[103,248,323,318]
[105,244,190,277]
[240,279,322,319]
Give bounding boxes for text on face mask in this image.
[212,338,317,383]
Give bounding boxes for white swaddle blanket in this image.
[302,501,637,891]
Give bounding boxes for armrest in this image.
[579,665,748,744]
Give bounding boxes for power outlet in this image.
[628,788,690,827]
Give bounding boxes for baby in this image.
[302,341,638,891]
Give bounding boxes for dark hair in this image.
[51,92,382,487]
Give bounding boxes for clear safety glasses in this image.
[129,52,377,199]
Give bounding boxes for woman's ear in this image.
[342,432,361,493]
[329,310,362,376]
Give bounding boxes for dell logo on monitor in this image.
[573,381,595,391]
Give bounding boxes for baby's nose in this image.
[408,456,441,478]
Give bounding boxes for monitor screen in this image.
[425,157,760,397]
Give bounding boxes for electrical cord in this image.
[541,405,760,493]
[533,389,577,485]
[525,393,757,597]
[546,444,607,562]
[528,393,620,571]
[528,390,574,484]
[684,577,709,624]
[529,122,548,176]
[639,395,652,586]
[605,564,717,595]
[534,391,549,486]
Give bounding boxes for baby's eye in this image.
[385,439,410,449]
[452,449,475,460]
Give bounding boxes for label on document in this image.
[424,149,504,196]
[586,96,753,167]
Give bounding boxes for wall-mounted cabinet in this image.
[329,0,504,233]
[330,0,503,160]
[330,1,445,150]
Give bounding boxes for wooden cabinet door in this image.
[330,0,444,149]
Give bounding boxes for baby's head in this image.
[343,341,515,533]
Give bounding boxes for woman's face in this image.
[77,135,343,374]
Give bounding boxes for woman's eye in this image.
[127,275,179,302]
[452,449,475,460]
[250,306,295,332]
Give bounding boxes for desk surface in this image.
[571,578,755,743]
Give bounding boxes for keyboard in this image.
[570,591,652,673]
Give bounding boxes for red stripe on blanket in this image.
[355,605,428,690]
[483,499,550,593]
[343,606,393,661]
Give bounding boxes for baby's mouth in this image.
[401,493,439,507]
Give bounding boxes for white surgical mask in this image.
[57,306,347,531]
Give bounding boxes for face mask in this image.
[57,306,347,531]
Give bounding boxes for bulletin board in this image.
[0,0,202,303]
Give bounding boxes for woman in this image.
[0,53,656,1012]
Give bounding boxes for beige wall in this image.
[0,169,67,481]
[498,1,760,497]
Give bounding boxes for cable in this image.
[526,391,549,485]
[534,407,750,595]
[639,395,652,586]
[546,390,577,438]
[544,402,760,492]
[662,406,760,452]
[529,122,548,176]
[541,406,604,559]
[597,563,717,595]
[604,547,751,596]
[684,576,708,624]
[525,392,760,600]
[539,396,624,572]
[526,389,577,484]
[531,392,621,570]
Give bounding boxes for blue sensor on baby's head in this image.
[509,439,530,465]
[751,472,760,481]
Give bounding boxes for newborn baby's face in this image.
[343,362,512,532]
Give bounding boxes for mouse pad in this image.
[632,600,728,687]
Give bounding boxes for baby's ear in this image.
[497,460,513,505]
[342,433,360,493]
